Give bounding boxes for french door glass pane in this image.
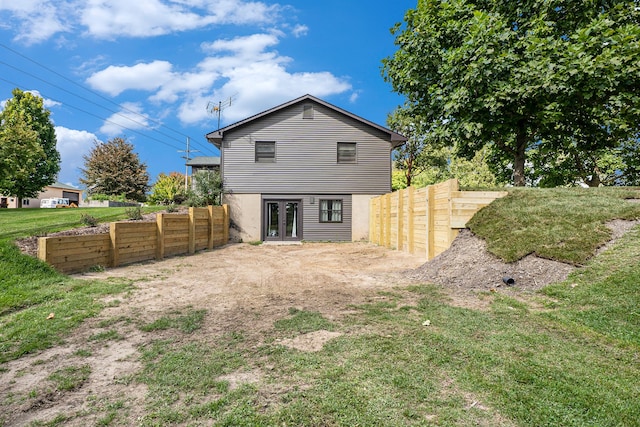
[285,202,298,238]
[267,202,279,237]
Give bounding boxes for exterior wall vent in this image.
[303,104,314,119]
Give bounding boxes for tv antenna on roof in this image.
[207,94,237,130]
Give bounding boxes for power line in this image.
[0,43,216,155]
[0,75,184,152]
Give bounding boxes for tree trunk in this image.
[585,166,602,187]
[512,126,528,187]
[405,156,413,187]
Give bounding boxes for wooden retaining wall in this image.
[370,180,507,260]
[39,205,229,274]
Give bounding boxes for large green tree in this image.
[383,0,640,186]
[80,137,149,202]
[0,89,60,206]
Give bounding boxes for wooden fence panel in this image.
[111,222,157,267]
[38,233,111,274]
[163,215,190,257]
[39,205,229,273]
[369,180,506,260]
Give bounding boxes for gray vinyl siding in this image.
[221,101,392,195]
[263,194,352,241]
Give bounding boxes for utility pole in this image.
[178,137,198,191]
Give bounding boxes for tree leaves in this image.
[383,0,640,186]
[79,137,149,202]
[0,89,60,205]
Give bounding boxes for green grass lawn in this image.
[0,206,163,362]
[1,192,640,426]
[0,206,164,240]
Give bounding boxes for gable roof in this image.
[49,181,82,192]
[205,94,407,149]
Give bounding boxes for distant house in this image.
[186,156,220,175]
[205,94,406,242]
[0,181,83,209]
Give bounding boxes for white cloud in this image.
[25,90,62,109]
[178,33,351,124]
[80,0,280,39]
[291,24,308,38]
[86,61,174,96]
[99,102,152,136]
[55,126,97,185]
[85,31,351,128]
[0,90,61,110]
[1,0,281,42]
[0,1,70,44]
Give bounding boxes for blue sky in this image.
[0,0,412,188]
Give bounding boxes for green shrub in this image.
[80,213,98,227]
[125,205,143,220]
[87,193,127,202]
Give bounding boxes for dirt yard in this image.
[0,242,428,426]
[4,218,635,425]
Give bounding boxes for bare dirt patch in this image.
[0,242,425,426]
[3,219,637,425]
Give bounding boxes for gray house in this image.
[186,156,220,174]
[206,94,406,242]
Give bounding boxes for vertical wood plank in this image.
[110,222,119,267]
[408,186,415,254]
[447,179,459,248]
[38,237,48,264]
[378,196,384,246]
[427,185,435,260]
[156,213,165,260]
[385,193,392,248]
[207,206,214,249]
[188,207,196,254]
[397,188,404,251]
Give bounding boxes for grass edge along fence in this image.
[38,205,229,274]
[370,180,507,260]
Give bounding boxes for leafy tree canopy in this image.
[383,0,640,186]
[187,170,223,207]
[149,172,187,205]
[0,89,60,205]
[79,137,149,202]
[387,107,449,187]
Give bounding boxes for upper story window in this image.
[255,141,276,162]
[337,142,356,163]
